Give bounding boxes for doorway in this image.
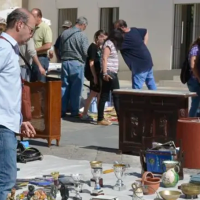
[172,4,194,69]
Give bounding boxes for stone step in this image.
[158,80,187,88]
[173,75,180,81]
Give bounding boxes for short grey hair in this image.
[6,8,30,29]
[76,16,88,26]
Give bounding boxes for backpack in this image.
[17,141,43,163]
[84,61,92,81]
[180,57,191,84]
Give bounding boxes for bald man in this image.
[31,8,52,82]
[0,8,36,199]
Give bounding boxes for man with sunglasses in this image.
[0,8,36,200]
[31,8,52,82]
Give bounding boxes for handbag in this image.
[0,36,32,121]
[19,52,32,121]
[180,56,191,84]
[21,78,32,121]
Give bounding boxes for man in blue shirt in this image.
[114,20,157,90]
[0,8,36,200]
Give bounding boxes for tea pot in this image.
[131,182,143,200]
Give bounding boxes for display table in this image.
[177,118,200,169]
[113,89,196,154]
[16,155,190,200]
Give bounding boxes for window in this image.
[100,7,119,34]
[58,8,78,35]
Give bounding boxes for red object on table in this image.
[177,118,200,169]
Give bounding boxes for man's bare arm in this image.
[144,30,149,45]
[36,43,52,53]
[32,55,46,75]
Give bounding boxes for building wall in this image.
[4,0,200,80]
[0,0,22,10]
[27,0,174,71]
[0,0,175,80]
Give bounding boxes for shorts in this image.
[89,75,101,93]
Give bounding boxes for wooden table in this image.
[113,89,196,155]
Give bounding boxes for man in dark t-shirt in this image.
[114,20,156,90]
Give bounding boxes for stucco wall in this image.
[0,0,22,10]
[27,0,174,76]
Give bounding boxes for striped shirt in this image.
[101,40,119,73]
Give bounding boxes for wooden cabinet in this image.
[113,89,196,155]
[20,81,61,147]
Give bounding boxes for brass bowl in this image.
[159,190,181,200]
[181,183,200,196]
[90,161,102,168]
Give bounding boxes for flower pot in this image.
[141,172,160,195]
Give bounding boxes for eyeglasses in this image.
[24,23,35,34]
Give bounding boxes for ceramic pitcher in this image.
[162,161,180,187]
[132,182,143,200]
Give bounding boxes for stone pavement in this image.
[28,117,141,167]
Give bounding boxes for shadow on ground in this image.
[80,146,120,154]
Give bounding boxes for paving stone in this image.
[51,145,76,159]
[121,154,141,167]
[96,148,122,164]
[32,145,52,155]
[70,147,97,161]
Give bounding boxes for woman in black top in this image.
[82,30,108,120]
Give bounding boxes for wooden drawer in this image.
[120,95,146,104]
[150,97,177,106]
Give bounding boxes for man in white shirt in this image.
[0,8,36,200]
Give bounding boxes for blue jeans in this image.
[187,78,200,117]
[61,60,84,116]
[31,56,49,82]
[132,67,157,90]
[0,126,17,200]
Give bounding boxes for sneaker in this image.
[97,119,112,126]
[81,114,93,121]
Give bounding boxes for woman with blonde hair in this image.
[187,36,200,117]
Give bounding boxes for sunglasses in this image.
[24,23,35,35]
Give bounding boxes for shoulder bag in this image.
[0,36,32,121]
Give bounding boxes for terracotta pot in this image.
[142,171,160,195]
[177,118,200,169]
